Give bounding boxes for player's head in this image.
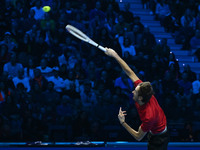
[132,82,154,104]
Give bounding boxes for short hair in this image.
[138,82,154,104]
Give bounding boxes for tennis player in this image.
[105,48,169,150]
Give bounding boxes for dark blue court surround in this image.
[0,142,200,150]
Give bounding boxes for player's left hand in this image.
[118,107,127,124]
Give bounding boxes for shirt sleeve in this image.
[134,80,142,88]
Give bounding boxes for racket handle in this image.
[98,45,106,52]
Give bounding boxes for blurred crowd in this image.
[0,0,200,142]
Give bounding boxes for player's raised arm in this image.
[105,48,139,83]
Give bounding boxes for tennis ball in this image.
[42,6,51,12]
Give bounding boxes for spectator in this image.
[170,0,186,22]
[104,17,115,35]
[142,0,150,9]
[78,3,89,22]
[73,62,86,81]
[180,8,196,30]
[3,52,23,78]
[102,61,119,80]
[165,63,180,80]
[25,24,37,41]
[0,32,17,53]
[141,26,156,49]
[30,68,48,91]
[84,60,99,80]
[120,3,134,24]
[89,1,106,21]
[104,0,120,14]
[58,49,69,67]
[164,11,181,33]
[89,15,105,38]
[128,24,143,49]
[105,3,118,22]
[146,61,162,81]
[58,64,68,80]
[30,0,45,20]
[40,13,56,32]
[14,1,29,17]
[69,13,87,33]
[191,75,200,107]
[133,51,148,71]
[43,81,60,104]
[12,68,31,92]
[63,69,80,93]
[36,58,53,77]
[155,0,171,27]
[118,35,136,57]
[149,0,157,15]
[17,33,33,55]
[22,9,37,31]
[162,71,179,96]
[10,19,21,38]
[46,70,64,93]
[96,70,113,90]
[29,81,46,111]
[32,34,49,62]
[0,71,15,90]
[168,52,180,77]
[64,2,74,21]
[182,64,196,82]
[154,38,170,61]
[190,29,200,50]
[56,95,74,121]
[137,37,154,58]
[96,27,114,49]
[67,54,79,70]
[114,14,131,36]
[114,71,134,99]
[24,58,35,79]
[177,72,192,96]
[41,0,54,8]
[132,16,144,33]
[80,80,97,109]
[42,50,58,68]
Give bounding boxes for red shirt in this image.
[134,80,167,134]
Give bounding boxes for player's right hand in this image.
[105,47,117,57]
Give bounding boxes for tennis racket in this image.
[66,24,106,52]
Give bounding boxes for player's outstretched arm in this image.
[105,48,139,82]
